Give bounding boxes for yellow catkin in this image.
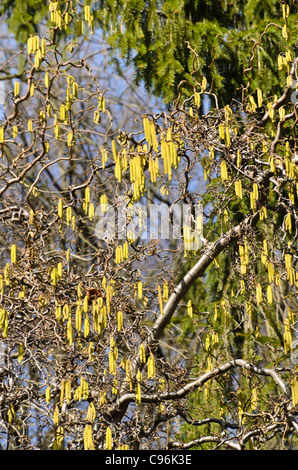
[57,262,62,280]
[82,295,88,314]
[169,141,178,168]
[55,304,61,321]
[117,310,123,332]
[115,245,122,264]
[256,283,263,305]
[123,241,128,260]
[194,92,201,107]
[158,285,163,315]
[58,199,63,219]
[98,95,105,111]
[282,3,290,19]
[149,158,158,183]
[34,48,42,68]
[51,267,58,286]
[291,377,298,407]
[260,206,267,220]
[85,5,91,22]
[44,71,50,88]
[285,253,293,283]
[100,148,107,168]
[81,377,89,400]
[64,380,71,403]
[257,88,263,108]
[100,194,108,213]
[54,123,60,139]
[140,343,146,363]
[278,54,283,71]
[85,186,90,206]
[112,140,117,160]
[114,156,122,182]
[261,239,268,266]
[53,405,59,425]
[67,132,75,147]
[187,299,193,318]
[285,213,292,233]
[76,18,84,36]
[163,281,169,302]
[250,192,256,212]
[46,386,51,404]
[283,318,292,354]
[87,402,96,422]
[121,150,128,172]
[150,121,159,152]
[235,180,243,199]
[109,341,117,375]
[60,103,66,121]
[201,76,207,92]
[267,262,274,283]
[220,161,228,181]
[65,206,72,226]
[135,370,142,405]
[239,244,247,274]
[41,38,46,57]
[116,245,123,263]
[126,360,133,390]
[253,183,259,200]
[18,343,24,363]
[236,149,241,167]
[282,24,289,41]
[84,424,95,450]
[89,344,95,363]
[269,155,276,173]
[279,107,285,121]
[1,310,8,338]
[147,353,156,379]
[88,203,94,220]
[11,244,17,264]
[143,117,151,143]
[225,127,230,147]
[219,124,225,139]
[138,281,143,299]
[14,81,19,97]
[4,264,10,286]
[67,316,73,346]
[106,427,113,450]
[84,314,90,338]
[106,284,111,314]
[27,36,33,54]
[99,391,107,406]
[267,284,273,304]
[288,307,294,325]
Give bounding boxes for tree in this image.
[0,0,297,451]
[1,0,297,105]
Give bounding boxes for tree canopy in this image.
[1,0,297,104]
[0,0,297,451]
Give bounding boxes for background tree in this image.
[0,0,297,451]
[1,0,297,105]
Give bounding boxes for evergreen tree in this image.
[1,0,296,104]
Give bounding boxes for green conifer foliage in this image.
[1,0,296,104]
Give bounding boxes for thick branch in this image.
[115,358,290,411]
[112,187,273,423]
